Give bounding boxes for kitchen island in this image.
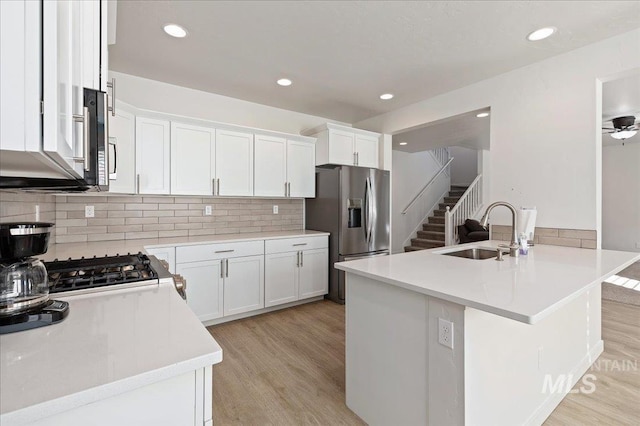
[336,241,640,426]
[0,266,222,426]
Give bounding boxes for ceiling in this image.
[602,73,640,146]
[109,1,640,124]
[392,109,490,153]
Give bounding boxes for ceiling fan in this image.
[602,115,639,141]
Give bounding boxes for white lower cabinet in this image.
[265,237,329,308]
[176,260,224,322]
[169,235,327,323]
[146,246,175,273]
[298,248,329,299]
[223,255,264,316]
[264,252,299,307]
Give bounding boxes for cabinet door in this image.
[42,0,84,177]
[136,117,170,194]
[287,140,316,198]
[265,252,299,307]
[80,0,100,91]
[298,248,328,299]
[254,135,287,197]
[108,106,136,193]
[354,134,379,168]
[328,129,355,166]
[224,255,264,316]
[171,122,215,196]
[0,0,40,152]
[177,260,223,322]
[215,130,254,196]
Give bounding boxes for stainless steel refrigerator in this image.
[306,165,390,304]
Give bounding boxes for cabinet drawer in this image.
[176,240,264,263]
[265,236,328,254]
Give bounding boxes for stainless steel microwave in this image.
[0,88,109,192]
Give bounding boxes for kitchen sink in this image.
[441,247,498,260]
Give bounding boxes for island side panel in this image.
[464,286,602,426]
[345,273,466,425]
[345,273,429,425]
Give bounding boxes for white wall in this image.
[355,29,640,236]
[391,150,448,253]
[449,146,478,185]
[108,71,345,135]
[602,142,640,252]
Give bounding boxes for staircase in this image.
[404,185,468,252]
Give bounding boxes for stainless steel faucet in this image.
[479,201,520,257]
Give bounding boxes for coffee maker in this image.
[0,223,68,334]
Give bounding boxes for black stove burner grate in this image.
[45,253,158,293]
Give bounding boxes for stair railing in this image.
[430,147,451,175]
[401,157,454,215]
[444,174,483,245]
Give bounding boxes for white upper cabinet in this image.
[42,0,106,176]
[306,123,381,169]
[171,122,216,196]
[254,135,287,197]
[215,129,254,196]
[328,129,356,166]
[354,134,379,168]
[254,135,316,198]
[136,117,171,194]
[287,140,316,198]
[108,103,136,193]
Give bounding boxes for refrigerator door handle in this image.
[365,177,374,246]
[368,177,375,246]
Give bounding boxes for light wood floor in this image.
[208,299,639,425]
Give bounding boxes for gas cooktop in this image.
[45,253,158,294]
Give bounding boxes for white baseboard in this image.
[524,340,604,426]
[203,296,325,327]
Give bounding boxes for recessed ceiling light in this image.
[163,24,188,38]
[527,27,556,42]
[277,78,292,87]
[399,142,408,146]
[380,93,394,100]
[476,112,490,118]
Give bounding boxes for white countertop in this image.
[0,280,223,424]
[335,241,640,324]
[40,230,330,261]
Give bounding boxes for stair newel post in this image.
[445,205,453,246]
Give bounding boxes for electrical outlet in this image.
[273,205,279,214]
[204,205,212,216]
[85,205,95,218]
[438,318,454,349]
[35,205,40,221]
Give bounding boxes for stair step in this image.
[410,238,445,249]
[444,196,461,204]
[449,190,465,197]
[433,209,446,217]
[423,223,445,232]
[451,185,469,190]
[439,202,456,210]
[417,230,445,241]
[428,216,445,224]
[404,246,424,252]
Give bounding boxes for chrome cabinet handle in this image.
[292,243,307,246]
[220,260,225,278]
[300,251,304,267]
[72,106,90,171]
[136,174,140,194]
[284,182,288,197]
[212,178,215,195]
[225,258,229,278]
[216,178,220,195]
[356,152,359,166]
[296,251,300,267]
[215,249,235,254]
[106,78,116,116]
[287,182,291,197]
[353,152,357,166]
